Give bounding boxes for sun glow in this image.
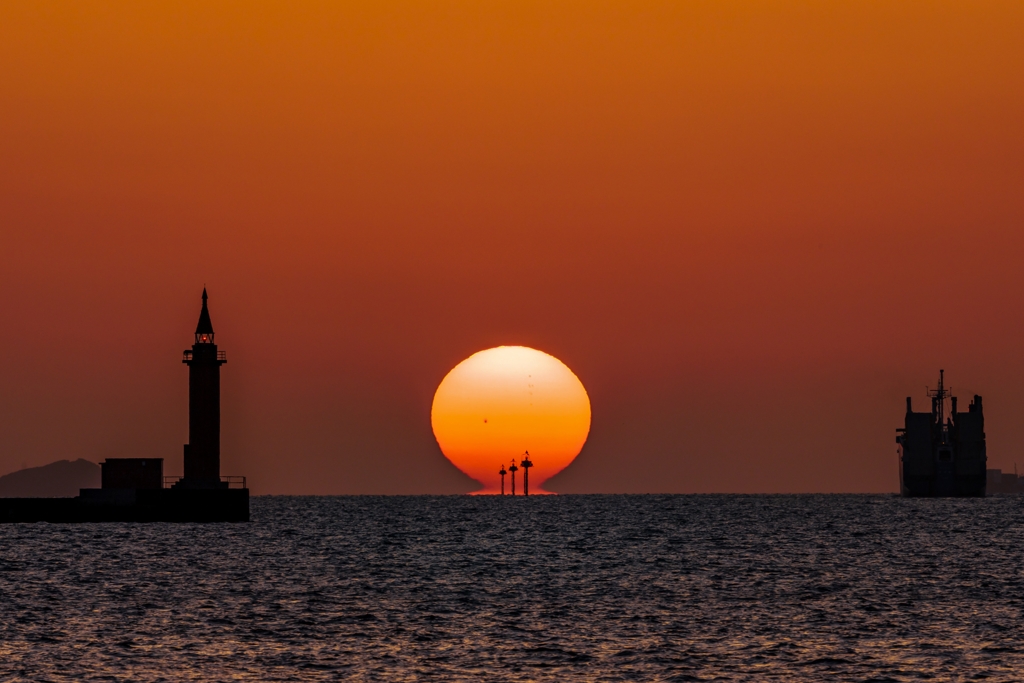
[431,346,591,494]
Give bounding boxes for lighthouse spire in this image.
[180,288,226,487]
[195,288,215,343]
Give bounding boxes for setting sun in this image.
[431,346,591,494]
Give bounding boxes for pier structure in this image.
[520,451,533,496]
[509,459,518,496]
[0,289,249,522]
[499,463,507,495]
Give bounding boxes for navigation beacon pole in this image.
[499,464,507,495]
[520,451,533,496]
[509,459,518,496]
[179,288,227,488]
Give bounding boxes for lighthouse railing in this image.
[162,475,247,489]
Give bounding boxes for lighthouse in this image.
[499,463,507,495]
[179,289,227,488]
[0,288,249,522]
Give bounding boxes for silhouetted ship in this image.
[897,370,986,497]
[0,290,249,522]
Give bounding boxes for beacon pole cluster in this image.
[498,451,533,495]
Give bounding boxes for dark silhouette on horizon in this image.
[0,290,248,522]
[897,369,986,497]
[509,459,518,496]
[987,467,1024,494]
[0,459,100,498]
[178,288,229,488]
[498,463,507,495]
[521,451,533,496]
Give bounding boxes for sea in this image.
[1,494,1023,681]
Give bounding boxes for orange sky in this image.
[1,1,1023,493]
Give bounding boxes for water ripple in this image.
[1,495,1023,681]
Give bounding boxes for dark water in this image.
[2,495,1024,681]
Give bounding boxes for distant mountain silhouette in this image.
[0,459,100,498]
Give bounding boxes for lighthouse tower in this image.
[179,289,227,488]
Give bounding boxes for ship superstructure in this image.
[897,370,986,497]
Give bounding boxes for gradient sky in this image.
[2,1,1023,494]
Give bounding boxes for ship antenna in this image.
[926,369,953,441]
[927,369,948,423]
[939,369,945,427]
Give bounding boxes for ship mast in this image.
[927,369,951,443]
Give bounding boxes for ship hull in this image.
[901,451,987,497]
[900,473,986,497]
